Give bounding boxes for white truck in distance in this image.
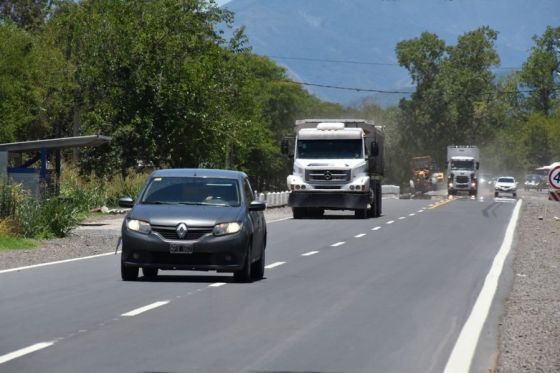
[446,145,480,196]
[282,119,384,219]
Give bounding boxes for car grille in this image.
[305,169,350,183]
[456,176,469,184]
[151,225,214,241]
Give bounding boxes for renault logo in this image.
[324,171,332,180]
[176,223,188,239]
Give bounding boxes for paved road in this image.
[0,196,518,373]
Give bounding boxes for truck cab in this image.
[283,119,384,219]
[447,146,480,196]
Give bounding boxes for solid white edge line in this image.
[209,282,226,288]
[0,252,119,275]
[301,251,319,257]
[264,261,286,269]
[331,241,345,247]
[0,341,56,365]
[0,214,293,276]
[354,233,366,238]
[372,226,381,231]
[121,300,170,317]
[443,199,522,373]
[386,220,395,224]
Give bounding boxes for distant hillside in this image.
[224,0,560,106]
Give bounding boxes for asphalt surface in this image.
[0,195,518,373]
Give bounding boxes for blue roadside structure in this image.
[0,135,111,198]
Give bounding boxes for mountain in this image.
[223,0,560,106]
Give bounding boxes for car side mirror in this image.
[370,141,379,157]
[249,201,266,211]
[476,162,480,170]
[118,196,134,208]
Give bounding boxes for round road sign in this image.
[548,165,560,189]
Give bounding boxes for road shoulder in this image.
[495,192,560,372]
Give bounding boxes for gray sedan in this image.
[119,169,266,282]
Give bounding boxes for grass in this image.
[0,234,38,251]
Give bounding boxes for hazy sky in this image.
[215,0,231,5]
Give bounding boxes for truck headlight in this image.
[213,222,242,236]
[127,219,151,234]
[449,182,454,188]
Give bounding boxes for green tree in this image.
[519,26,560,116]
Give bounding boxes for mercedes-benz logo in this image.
[176,223,188,239]
[324,171,332,180]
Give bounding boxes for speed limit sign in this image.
[548,165,560,190]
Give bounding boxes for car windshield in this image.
[450,160,474,170]
[498,177,515,183]
[297,139,363,159]
[141,177,240,207]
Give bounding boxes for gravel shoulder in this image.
[495,190,560,372]
[0,207,292,271]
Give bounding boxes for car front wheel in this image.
[251,247,265,280]
[234,244,252,283]
[121,261,139,281]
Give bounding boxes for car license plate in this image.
[170,243,193,254]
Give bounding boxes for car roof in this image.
[497,176,515,180]
[150,168,247,179]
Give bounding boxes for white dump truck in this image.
[446,145,480,196]
[281,119,384,219]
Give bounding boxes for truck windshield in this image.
[297,139,363,159]
[450,160,474,170]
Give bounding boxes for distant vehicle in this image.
[118,169,267,283]
[494,176,517,198]
[410,156,433,194]
[446,146,480,196]
[524,174,545,191]
[282,119,384,219]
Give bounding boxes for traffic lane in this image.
[0,198,517,372]
[0,198,428,356]
[0,256,234,355]
[263,198,435,263]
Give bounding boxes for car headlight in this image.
[213,222,242,236]
[127,219,151,234]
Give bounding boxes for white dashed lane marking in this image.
[265,261,286,269]
[409,213,415,216]
[386,220,395,225]
[121,301,170,317]
[354,233,366,238]
[0,341,56,365]
[209,282,226,288]
[398,217,406,220]
[301,251,319,257]
[372,226,381,231]
[331,242,346,247]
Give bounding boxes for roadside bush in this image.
[59,168,107,213]
[15,196,80,239]
[105,171,148,206]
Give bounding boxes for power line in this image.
[281,79,413,94]
[280,78,558,96]
[265,54,522,71]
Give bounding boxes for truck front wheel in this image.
[292,207,306,219]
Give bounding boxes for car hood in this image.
[495,182,515,188]
[129,204,243,227]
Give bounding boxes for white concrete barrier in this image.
[260,191,290,208]
[382,185,400,195]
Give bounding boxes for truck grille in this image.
[456,176,469,184]
[305,169,350,183]
[151,225,214,241]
